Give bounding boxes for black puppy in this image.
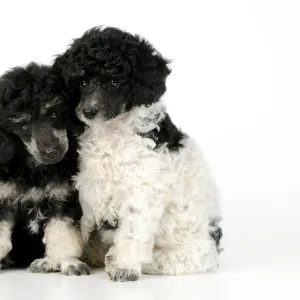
[0,63,89,275]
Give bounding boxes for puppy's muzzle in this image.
[42,147,58,157]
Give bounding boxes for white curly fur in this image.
[76,100,221,279]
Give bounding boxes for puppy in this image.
[0,63,89,275]
[55,27,222,281]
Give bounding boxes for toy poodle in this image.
[54,27,222,281]
[0,63,89,275]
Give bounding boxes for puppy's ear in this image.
[129,41,171,106]
[53,49,85,86]
[0,130,15,164]
[0,77,14,164]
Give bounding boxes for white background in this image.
[0,0,300,299]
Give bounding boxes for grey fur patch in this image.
[45,182,71,200]
[53,129,68,146]
[40,97,63,115]
[28,220,40,234]
[129,206,140,214]
[27,207,46,234]
[0,181,71,206]
[9,114,30,123]
[23,137,42,164]
[0,182,18,200]
[18,187,44,203]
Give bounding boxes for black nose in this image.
[44,147,58,157]
[83,109,98,119]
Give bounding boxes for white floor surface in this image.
[1,234,300,300]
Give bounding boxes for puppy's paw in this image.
[0,238,12,260]
[105,247,141,281]
[107,267,140,282]
[0,257,12,270]
[29,258,59,273]
[60,259,90,276]
[198,251,219,272]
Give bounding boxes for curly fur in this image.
[0,63,88,275]
[54,26,171,111]
[55,26,222,281]
[0,131,14,164]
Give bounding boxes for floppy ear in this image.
[0,76,14,164]
[53,47,85,86]
[128,41,171,106]
[0,130,15,164]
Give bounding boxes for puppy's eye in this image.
[50,111,58,119]
[81,80,88,87]
[21,124,29,131]
[108,79,119,88]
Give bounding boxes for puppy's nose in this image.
[45,147,58,156]
[83,109,98,119]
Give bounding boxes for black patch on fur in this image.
[140,114,186,152]
[9,219,45,268]
[209,218,223,253]
[0,131,15,164]
[210,227,222,248]
[102,218,119,231]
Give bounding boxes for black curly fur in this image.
[53,26,171,110]
[0,131,14,164]
[53,26,185,151]
[0,63,83,268]
[140,114,186,152]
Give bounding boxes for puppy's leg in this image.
[29,217,89,275]
[80,201,96,243]
[104,204,152,282]
[82,230,106,267]
[0,208,14,269]
[142,218,222,275]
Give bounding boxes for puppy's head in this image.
[54,26,171,125]
[0,63,71,165]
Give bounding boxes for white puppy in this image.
[76,99,222,281]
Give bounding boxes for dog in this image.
[0,63,89,275]
[54,27,222,281]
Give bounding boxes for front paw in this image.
[29,258,59,273]
[105,253,140,282]
[60,259,90,276]
[0,257,11,270]
[107,267,140,282]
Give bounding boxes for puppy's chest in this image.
[78,127,161,182]
[77,126,169,221]
[0,180,74,235]
[0,181,72,204]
